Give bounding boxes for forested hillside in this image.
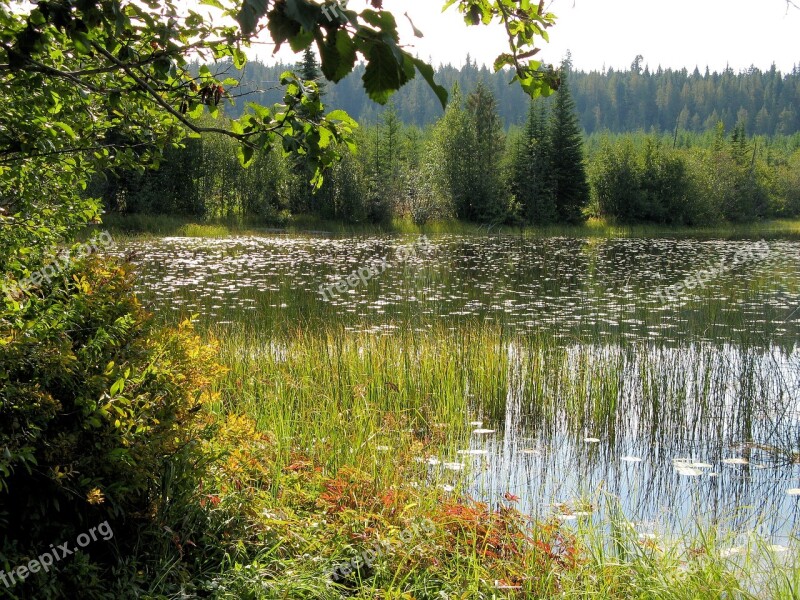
[224,56,800,134]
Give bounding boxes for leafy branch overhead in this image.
[1,0,557,186]
[445,0,560,96]
[238,0,559,105]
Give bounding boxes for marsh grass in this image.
[199,321,800,598]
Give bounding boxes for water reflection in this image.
[465,343,800,541]
[118,235,799,345]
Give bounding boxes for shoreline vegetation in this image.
[181,322,800,597]
[93,55,800,234]
[100,213,800,240]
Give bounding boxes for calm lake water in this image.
[119,234,800,544]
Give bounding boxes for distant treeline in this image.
[219,55,800,135]
[96,59,800,228]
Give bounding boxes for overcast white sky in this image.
[254,0,800,73]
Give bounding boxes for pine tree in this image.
[297,47,326,96]
[548,60,590,224]
[464,81,506,222]
[379,102,403,185]
[512,100,555,224]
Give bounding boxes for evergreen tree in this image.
[379,102,403,185]
[428,84,474,219]
[512,100,556,224]
[297,47,326,96]
[464,81,507,222]
[292,48,328,213]
[548,60,590,224]
[226,56,800,136]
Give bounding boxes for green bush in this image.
[0,256,224,598]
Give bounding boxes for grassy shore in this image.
[99,212,800,240]
[175,323,800,598]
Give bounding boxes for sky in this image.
[255,0,800,73]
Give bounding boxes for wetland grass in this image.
[201,321,799,598]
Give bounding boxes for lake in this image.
[118,233,800,546]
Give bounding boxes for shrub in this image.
[0,256,224,598]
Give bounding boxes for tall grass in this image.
[199,321,800,597]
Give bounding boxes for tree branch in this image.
[89,41,260,144]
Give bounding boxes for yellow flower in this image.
[87,488,105,505]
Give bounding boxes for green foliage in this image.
[445,0,559,97]
[0,257,224,597]
[96,117,297,222]
[0,0,360,191]
[235,0,558,108]
[510,100,556,224]
[590,138,703,225]
[587,123,791,226]
[589,138,644,222]
[428,83,509,223]
[548,62,590,224]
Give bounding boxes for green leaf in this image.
[54,122,77,139]
[237,144,255,167]
[360,9,398,36]
[71,31,92,55]
[111,377,125,396]
[284,0,320,31]
[266,3,301,51]
[325,109,350,122]
[236,0,269,35]
[493,53,515,71]
[320,29,356,82]
[233,47,247,69]
[362,42,402,104]
[410,56,448,109]
[188,102,204,119]
[288,27,314,52]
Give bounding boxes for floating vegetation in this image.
[675,466,704,477]
[621,456,643,463]
[116,236,800,345]
[443,462,466,471]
